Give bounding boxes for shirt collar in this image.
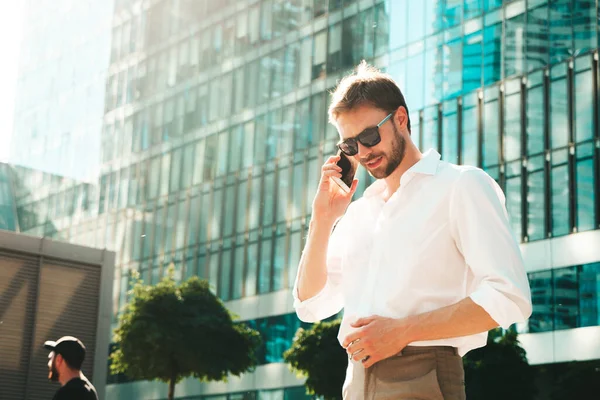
[363,149,442,198]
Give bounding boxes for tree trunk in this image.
[168,376,176,400]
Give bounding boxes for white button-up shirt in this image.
[293,150,532,356]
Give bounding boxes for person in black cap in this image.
[44,336,99,400]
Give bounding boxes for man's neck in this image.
[59,370,82,386]
[382,143,422,200]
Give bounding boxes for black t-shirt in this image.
[52,377,98,400]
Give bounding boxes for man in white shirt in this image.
[293,61,532,399]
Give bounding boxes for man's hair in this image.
[328,60,411,132]
[59,354,83,370]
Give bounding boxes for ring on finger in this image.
[348,348,363,360]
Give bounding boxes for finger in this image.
[345,339,362,356]
[362,355,378,368]
[322,163,342,172]
[349,347,365,361]
[322,170,342,180]
[324,155,341,165]
[342,333,362,349]
[351,316,375,328]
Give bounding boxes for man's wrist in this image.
[309,216,338,232]
[398,314,421,344]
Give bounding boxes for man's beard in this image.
[361,121,406,179]
[48,360,60,382]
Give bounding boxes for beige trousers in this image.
[342,346,466,400]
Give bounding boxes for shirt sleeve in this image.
[292,206,354,322]
[450,168,532,329]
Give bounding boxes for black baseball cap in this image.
[44,336,86,369]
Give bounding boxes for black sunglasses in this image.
[337,113,393,156]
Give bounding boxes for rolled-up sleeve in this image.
[292,208,353,322]
[450,168,532,329]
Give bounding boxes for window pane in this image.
[279,106,294,156]
[580,263,600,327]
[219,247,232,300]
[504,11,525,77]
[277,166,290,223]
[242,121,255,169]
[204,135,218,180]
[246,241,258,296]
[249,174,262,230]
[187,195,202,247]
[549,0,572,64]
[406,51,425,111]
[505,162,522,240]
[223,184,235,237]
[442,100,458,163]
[461,93,479,167]
[327,23,342,74]
[464,0,483,19]
[483,22,501,85]
[208,250,219,293]
[576,158,595,232]
[294,98,310,151]
[312,30,326,80]
[483,88,500,167]
[526,4,549,71]
[551,156,570,237]
[232,244,245,300]
[527,155,546,241]
[291,162,305,220]
[153,204,164,258]
[573,0,597,54]
[305,157,319,216]
[298,37,312,87]
[504,79,522,161]
[407,1,425,43]
[528,270,554,332]
[374,2,391,56]
[198,189,211,244]
[217,130,229,176]
[283,43,298,94]
[422,106,439,152]
[463,25,482,93]
[258,236,272,294]
[262,171,275,225]
[574,63,594,143]
[229,126,244,172]
[550,64,569,149]
[554,266,578,329]
[211,186,222,239]
[444,37,462,99]
[236,179,248,233]
[526,71,545,155]
[288,230,301,289]
[272,234,286,291]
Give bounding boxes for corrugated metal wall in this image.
[0,251,102,400]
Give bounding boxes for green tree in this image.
[283,319,346,400]
[463,328,536,400]
[110,268,261,400]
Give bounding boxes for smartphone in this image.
[331,151,357,193]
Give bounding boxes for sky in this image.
[0,3,26,162]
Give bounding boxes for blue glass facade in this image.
[7,0,600,397]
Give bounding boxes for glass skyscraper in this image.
[5,0,600,398]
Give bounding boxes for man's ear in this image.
[394,106,409,131]
[55,354,64,367]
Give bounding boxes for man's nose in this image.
[356,141,372,159]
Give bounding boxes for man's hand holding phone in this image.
[312,151,358,225]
